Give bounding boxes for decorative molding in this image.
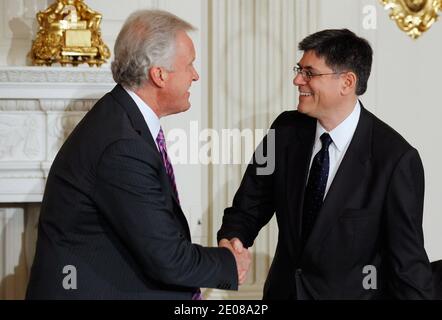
[0,114,44,161]
[0,99,98,112]
[0,66,114,83]
[0,100,40,111]
[39,99,96,112]
[46,112,86,160]
[0,162,46,179]
[0,66,115,99]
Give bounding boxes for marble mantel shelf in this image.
[0,66,116,203]
[0,66,115,99]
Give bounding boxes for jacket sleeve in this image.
[385,148,433,299]
[217,114,284,247]
[94,138,238,290]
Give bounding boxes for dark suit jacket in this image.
[431,260,442,299]
[218,104,433,299]
[26,84,237,299]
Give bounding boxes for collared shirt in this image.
[308,100,361,198]
[124,88,160,149]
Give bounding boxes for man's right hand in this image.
[219,238,251,285]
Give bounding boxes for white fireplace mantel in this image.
[0,66,116,203]
[0,66,115,100]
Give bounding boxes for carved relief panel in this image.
[0,113,44,161]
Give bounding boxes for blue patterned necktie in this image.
[156,127,202,300]
[301,133,333,246]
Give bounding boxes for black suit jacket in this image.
[218,104,433,299]
[26,85,237,299]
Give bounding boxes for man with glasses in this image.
[218,29,433,299]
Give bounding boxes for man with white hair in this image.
[26,9,250,299]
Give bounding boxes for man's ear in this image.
[149,67,167,88]
[341,71,357,96]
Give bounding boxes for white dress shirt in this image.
[307,101,361,199]
[124,88,161,149]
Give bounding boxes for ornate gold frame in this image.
[380,0,442,39]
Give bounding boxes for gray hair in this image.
[111,10,196,89]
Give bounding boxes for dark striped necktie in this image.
[301,133,333,246]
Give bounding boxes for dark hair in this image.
[298,29,373,95]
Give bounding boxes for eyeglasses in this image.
[293,66,346,82]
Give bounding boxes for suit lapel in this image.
[110,84,156,148]
[110,85,182,207]
[286,116,316,253]
[302,105,373,256]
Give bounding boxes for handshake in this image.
[219,238,252,285]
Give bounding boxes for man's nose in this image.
[193,67,200,81]
[293,73,306,86]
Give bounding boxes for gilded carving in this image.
[380,0,442,39]
[30,0,110,66]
